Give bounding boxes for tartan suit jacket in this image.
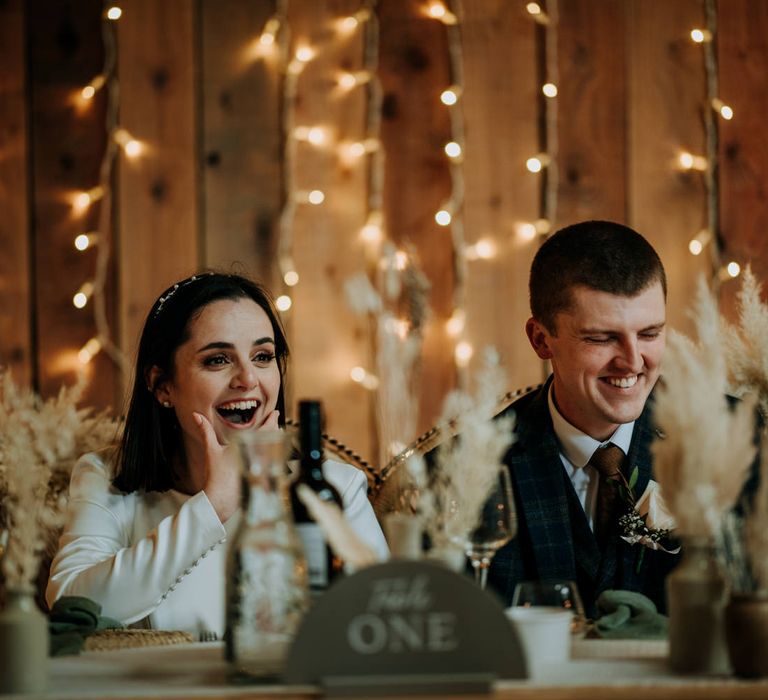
[486,377,680,617]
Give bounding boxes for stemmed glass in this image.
[511,580,587,636]
[453,467,517,589]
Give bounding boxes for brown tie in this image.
[589,444,625,546]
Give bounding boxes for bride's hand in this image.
[194,412,241,523]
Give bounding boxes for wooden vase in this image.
[725,593,768,678]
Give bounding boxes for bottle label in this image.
[296,523,328,589]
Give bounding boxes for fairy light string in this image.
[687,0,740,285]
[73,2,128,374]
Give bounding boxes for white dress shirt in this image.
[547,385,635,531]
[47,452,389,637]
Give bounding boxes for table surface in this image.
[15,640,768,700]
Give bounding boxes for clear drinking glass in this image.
[511,580,587,636]
[455,467,517,589]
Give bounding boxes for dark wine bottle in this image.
[290,399,344,593]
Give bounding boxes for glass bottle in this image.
[290,400,343,594]
[225,430,309,681]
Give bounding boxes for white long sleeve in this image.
[47,452,388,636]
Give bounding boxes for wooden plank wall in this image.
[3,0,768,465]
[0,0,32,387]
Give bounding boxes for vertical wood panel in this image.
[557,0,627,224]
[200,0,281,287]
[288,0,375,459]
[627,0,710,337]
[717,0,768,315]
[461,2,541,396]
[0,0,32,386]
[28,0,117,407]
[117,0,199,360]
[379,0,454,435]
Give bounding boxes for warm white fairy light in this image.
[435,209,452,226]
[360,211,384,244]
[688,229,712,256]
[337,70,372,91]
[283,270,299,286]
[80,75,106,101]
[350,366,380,390]
[445,309,465,337]
[440,87,459,106]
[106,6,122,20]
[308,189,325,205]
[542,82,558,98]
[454,340,473,367]
[74,232,98,251]
[78,337,102,365]
[526,154,551,173]
[691,28,712,43]
[465,238,496,261]
[711,98,733,120]
[73,282,95,309]
[72,186,105,214]
[276,295,292,312]
[678,151,708,171]
[114,128,142,158]
[726,262,741,278]
[444,141,462,159]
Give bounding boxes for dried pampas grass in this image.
[425,348,515,549]
[345,243,430,514]
[0,371,119,589]
[652,278,756,540]
[725,268,768,415]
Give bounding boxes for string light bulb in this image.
[74,232,98,251]
[465,238,497,261]
[445,309,466,337]
[114,128,142,158]
[444,141,462,159]
[73,186,105,213]
[526,2,550,24]
[360,212,384,244]
[678,151,708,171]
[454,341,474,368]
[72,282,94,309]
[542,83,558,98]
[105,5,122,20]
[350,366,379,390]
[711,98,733,120]
[275,295,292,311]
[688,229,712,256]
[308,189,325,205]
[435,209,452,226]
[440,87,460,106]
[81,75,106,101]
[526,154,551,173]
[78,337,102,365]
[690,28,713,43]
[337,70,371,91]
[283,270,299,287]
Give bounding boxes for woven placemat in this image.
[84,628,195,651]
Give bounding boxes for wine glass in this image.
[453,467,517,589]
[511,580,587,636]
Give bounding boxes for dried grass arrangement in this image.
[651,278,757,541]
[721,268,768,593]
[0,371,119,590]
[415,348,515,553]
[345,242,430,512]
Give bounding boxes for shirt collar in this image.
[547,383,635,468]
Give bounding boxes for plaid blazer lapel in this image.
[509,381,585,583]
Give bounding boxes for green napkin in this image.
[593,589,668,639]
[49,596,123,656]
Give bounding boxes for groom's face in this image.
[526,281,666,441]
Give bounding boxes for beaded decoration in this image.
[151,272,215,319]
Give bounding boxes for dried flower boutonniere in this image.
[616,467,680,571]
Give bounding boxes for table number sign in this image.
[283,560,527,695]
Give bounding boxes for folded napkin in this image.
[593,590,668,639]
[49,596,124,656]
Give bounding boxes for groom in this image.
[487,220,680,616]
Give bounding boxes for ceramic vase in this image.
[725,593,768,678]
[0,586,48,694]
[666,537,730,675]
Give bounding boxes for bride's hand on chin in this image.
[194,411,241,523]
